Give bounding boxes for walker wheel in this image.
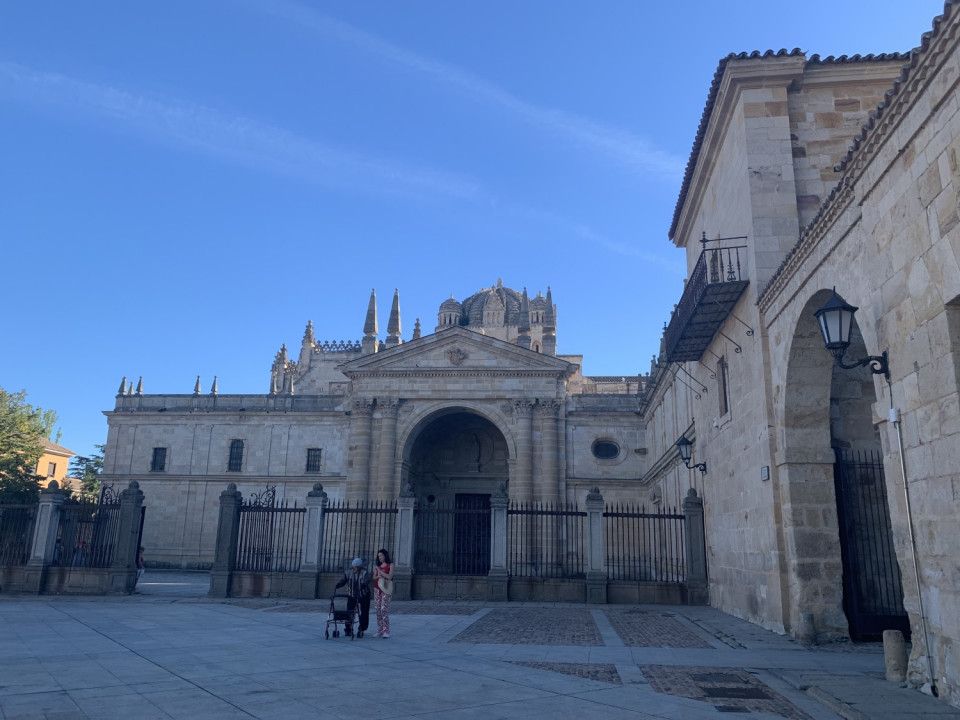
[325,630,329,639]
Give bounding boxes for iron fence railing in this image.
[56,502,123,568]
[508,502,586,578]
[603,502,686,582]
[320,500,397,573]
[236,502,305,572]
[0,505,37,566]
[414,500,492,575]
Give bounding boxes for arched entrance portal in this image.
[782,290,907,640]
[405,410,509,576]
[827,316,909,641]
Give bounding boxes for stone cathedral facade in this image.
[102,2,960,706]
[104,282,646,570]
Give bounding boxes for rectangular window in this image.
[306,448,323,473]
[718,356,730,417]
[227,439,244,472]
[150,447,167,473]
[47,462,57,478]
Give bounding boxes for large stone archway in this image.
[779,289,905,640]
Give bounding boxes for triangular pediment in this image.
[339,327,573,377]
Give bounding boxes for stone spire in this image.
[118,377,127,396]
[135,377,143,395]
[386,288,402,348]
[211,376,218,395]
[362,288,379,355]
[412,318,421,340]
[193,376,202,395]
[516,287,532,350]
[542,286,557,357]
[299,320,316,369]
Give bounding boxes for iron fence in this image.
[604,502,686,581]
[320,499,397,573]
[0,505,37,566]
[236,501,305,572]
[508,501,586,578]
[414,498,492,575]
[56,501,122,568]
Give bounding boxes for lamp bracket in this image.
[835,350,890,381]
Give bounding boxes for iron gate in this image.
[833,448,909,641]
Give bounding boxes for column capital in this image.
[536,399,563,416]
[351,398,375,416]
[376,397,401,414]
[513,398,535,416]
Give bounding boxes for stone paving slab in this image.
[2,571,960,719]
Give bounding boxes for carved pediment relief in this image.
[339,327,573,376]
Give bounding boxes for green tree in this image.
[69,444,104,503]
[0,388,57,504]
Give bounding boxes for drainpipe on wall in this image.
[889,404,937,697]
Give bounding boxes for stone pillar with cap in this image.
[209,483,243,598]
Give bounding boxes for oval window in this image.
[592,441,620,460]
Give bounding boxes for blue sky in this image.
[0,1,947,460]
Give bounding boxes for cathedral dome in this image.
[439,296,462,313]
[460,281,523,327]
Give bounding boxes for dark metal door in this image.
[453,494,490,575]
[833,449,910,641]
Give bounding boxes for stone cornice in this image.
[758,2,959,311]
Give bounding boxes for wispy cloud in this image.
[254,0,686,179]
[0,61,674,263]
[0,61,483,203]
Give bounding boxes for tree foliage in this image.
[69,444,105,503]
[0,388,57,504]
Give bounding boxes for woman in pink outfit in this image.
[373,548,393,638]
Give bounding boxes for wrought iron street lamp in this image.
[675,435,706,474]
[813,288,890,380]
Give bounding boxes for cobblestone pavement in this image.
[2,572,960,720]
[449,607,604,645]
[605,608,712,648]
[642,665,814,719]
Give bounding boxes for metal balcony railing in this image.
[664,243,749,362]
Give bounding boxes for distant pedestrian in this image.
[334,557,371,637]
[136,546,145,584]
[72,540,86,567]
[373,548,394,638]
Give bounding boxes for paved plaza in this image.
[1,572,957,719]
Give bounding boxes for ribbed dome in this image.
[439,295,462,312]
[460,285,523,326]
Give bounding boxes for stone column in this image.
[108,481,145,594]
[393,484,417,600]
[296,483,328,598]
[345,398,374,502]
[585,486,607,603]
[683,488,708,605]
[487,482,509,601]
[539,400,561,504]
[209,483,243,598]
[512,399,534,501]
[374,398,399,501]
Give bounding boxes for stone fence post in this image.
[585,486,607,603]
[392,483,416,600]
[22,480,66,592]
[109,481,144,594]
[209,483,242,598]
[296,483,328,598]
[487,483,509,601]
[683,488,708,605]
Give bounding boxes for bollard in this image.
[883,630,908,683]
[798,612,816,645]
